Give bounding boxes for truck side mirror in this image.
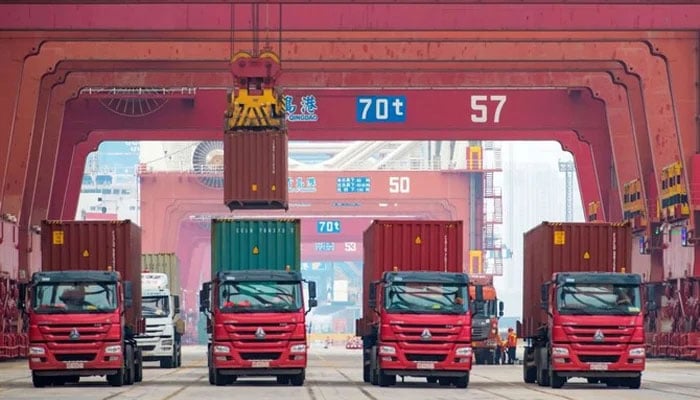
[173,295,180,314]
[124,281,133,309]
[199,282,211,312]
[308,281,317,300]
[17,283,27,311]
[368,282,377,309]
[540,283,549,310]
[498,300,505,317]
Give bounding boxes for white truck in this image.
[136,254,186,368]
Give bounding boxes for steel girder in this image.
[49,70,611,220]
[0,38,688,222]
[3,3,700,30]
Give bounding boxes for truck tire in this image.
[455,373,469,388]
[369,346,379,385]
[536,365,549,387]
[31,373,49,388]
[378,370,395,387]
[134,351,143,383]
[208,366,215,385]
[523,362,536,384]
[176,341,182,368]
[290,370,305,386]
[161,356,174,369]
[549,370,566,389]
[125,344,135,385]
[107,369,125,387]
[362,351,370,383]
[626,376,641,389]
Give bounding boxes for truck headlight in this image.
[551,347,569,356]
[290,344,306,353]
[629,347,645,357]
[214,345,230,354]
[379,346,396,355]
[105,345,122,354]
[29,346,45,355]
[455,347,472,356]
[162,339,173,346]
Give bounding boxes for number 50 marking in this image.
[470,95,507,123]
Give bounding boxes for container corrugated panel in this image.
[211,219,301,276]
[358,220,464,335]
[141,253,180,294]
[521,221,632,339]
[223,131,289,211]
[40,220,143,333]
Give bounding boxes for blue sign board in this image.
[317,220,342,234]
[356,96,406,123]
[314,242,336,252]
[336,177,371,193]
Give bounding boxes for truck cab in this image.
[469,282,504,364]
[20,270,142,387]
[362,270,476,388]
[136,272,184,368]
[523,272,653,389]
[200,269,317,386]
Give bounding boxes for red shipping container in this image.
[358,220,464,334]
[40,220,143,334]
[224,131,289,210]
[521,222,632,339]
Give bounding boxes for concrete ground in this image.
[1,345,699,400]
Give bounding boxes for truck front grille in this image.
[55,353,96,362]
[406,354,446,362]
[579,355,620,363]
[223,322,295,342]
[241,352,281,360]
[562,325,634,348]
[38,323,111,342]
[392,323,463,347]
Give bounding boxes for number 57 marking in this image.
[470,95,507,124]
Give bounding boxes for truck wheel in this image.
[523,362,537,384]
[455,373,469,388]
[124,345,135,385]
[362,350,370,383]
[549,370,566,389]
[213,370,229,386]
[31,373,49,388]
[161,357,174,369]
[176,342,182,367]
[369,346,379,385]
[208,366,215,385]
[626,376,641,389]
[377,369,395,387]
[107,369,125,387]
[290,370,305,386]
[536,365,549,387]
[134,352,143,383]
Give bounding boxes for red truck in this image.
[469,274,504,364]
[519,222,654,389]
[18,220,144,388]
[200,219,317,386]
[356,220,480,388]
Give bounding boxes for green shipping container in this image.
[211,219,301,276]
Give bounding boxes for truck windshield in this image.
[385,282,468,314]
[557,284,641,315]
[472,299,497,317]
[218,281,302,313]
[33,282,118,313]
[142,296,170,317]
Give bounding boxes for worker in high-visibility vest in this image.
[506,328,518,364]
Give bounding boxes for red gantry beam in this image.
[2,3,700,30]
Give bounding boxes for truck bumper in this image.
[377,343,472,376]
[28,342,123,376]
[211,341,307,376]
[135,336,174,361]
[550,344,645,376]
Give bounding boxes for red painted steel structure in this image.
[139,170,472,254]
[0,4,698,309]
